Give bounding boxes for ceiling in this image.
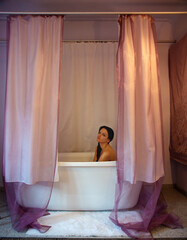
[0,0,187,14]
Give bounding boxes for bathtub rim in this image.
[58,161,116,167]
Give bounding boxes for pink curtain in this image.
[3,15,63,232]
[110,15,182,239]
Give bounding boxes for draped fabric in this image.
[3,15,63,232]
[110,15,182,239]
[116,15,164,183]
[58,42,118,153]
[169,33,187,165]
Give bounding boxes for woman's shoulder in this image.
[106,144,115,153]
[101,144,116,161]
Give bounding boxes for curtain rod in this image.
[62,40,176,43]
[0,40,176,44]
[0,11,187,15]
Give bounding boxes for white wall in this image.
[0,13,186,186]
[158,43,172,184]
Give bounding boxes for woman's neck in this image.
[99,142,108,150]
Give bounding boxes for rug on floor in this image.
[26,211,138,237]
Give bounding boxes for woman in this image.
[93,126,116,161]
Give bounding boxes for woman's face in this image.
[97,128,110,144]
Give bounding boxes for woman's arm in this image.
[98,151,112,161]
[93,147,98,161]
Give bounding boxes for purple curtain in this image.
[169,33,187,195]
[3,15,63,232]
[110,15,182,239]
[169,34,187,164]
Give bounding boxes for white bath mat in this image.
[26,211,137,237]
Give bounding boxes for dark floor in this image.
[0,185,186,239]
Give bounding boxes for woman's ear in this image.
[107,138,110,143]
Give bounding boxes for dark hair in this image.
[96,126,114,161]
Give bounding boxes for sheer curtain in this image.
[110,15,182,239]
[3,15,63,232]
[58,42,118,153]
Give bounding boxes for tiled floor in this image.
[0,185,186,239]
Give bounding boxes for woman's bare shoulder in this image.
[100,146,116,161]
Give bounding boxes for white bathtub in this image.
[17,152,142,210]
[47,152,142,211]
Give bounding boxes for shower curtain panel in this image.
[110,15,182,239]
[3,15,63,232]
[58,42,118,153]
